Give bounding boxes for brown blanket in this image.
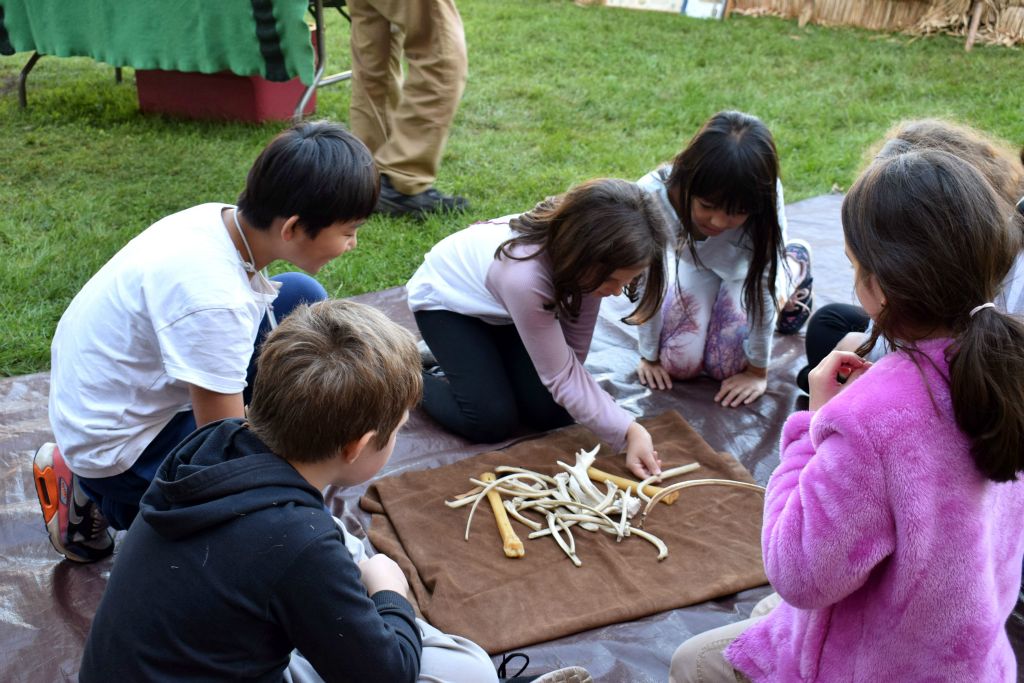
[360,410,768,654]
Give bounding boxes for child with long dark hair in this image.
[796,118,1024,392]
[669,149,1024,682]
[636,111,812,407]
[407,178,669,479]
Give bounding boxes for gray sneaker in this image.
[376,175,468,220]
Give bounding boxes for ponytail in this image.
[948,309,1024,482]
[844,148,1024,483]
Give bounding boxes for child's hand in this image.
[637,358,673,390]
[715,367,768,407]
[624,421,662,480]
[358,554,410,599]
[808,350,872,411]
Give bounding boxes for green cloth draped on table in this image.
[0,0,315,84]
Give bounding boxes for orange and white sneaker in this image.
[32,443,114,563]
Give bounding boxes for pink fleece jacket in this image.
[726,339,1024,682]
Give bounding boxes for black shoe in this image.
[376,175,468,220]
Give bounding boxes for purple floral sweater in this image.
[726,339,1024,682]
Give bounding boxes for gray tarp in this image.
[2,194,1021,682]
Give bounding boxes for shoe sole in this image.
[531,667,594,683]
[32,444,108,563]
[779,239,813,334]
[32,443,77,560]
[785,238,813,281]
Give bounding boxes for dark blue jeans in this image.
[78,272,327,530]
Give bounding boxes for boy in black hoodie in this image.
[79,299,498,683]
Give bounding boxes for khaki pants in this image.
[668,592,781,683]
[347,0,468,195]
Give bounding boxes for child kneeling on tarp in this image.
[79,300,498,683]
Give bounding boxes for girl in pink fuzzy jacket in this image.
[670,148,1024,682]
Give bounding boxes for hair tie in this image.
[969,302,996,318]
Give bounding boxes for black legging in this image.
[414,309,572,443]
[796,303,871,393]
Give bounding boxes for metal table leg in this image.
[294,0,354,121]
[18,51,42,108]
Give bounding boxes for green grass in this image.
[1,0,1021,375]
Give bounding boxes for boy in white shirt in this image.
[33,121,377,563]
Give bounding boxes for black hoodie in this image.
[80,419,422,682]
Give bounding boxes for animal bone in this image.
[556,445,605,507]
[481,473,525,558]
[637,463,702,501]
[452,456,755,566]
[463,472,555,540]
[587,466,682,505]
[619,526,668,560]
[546,512,581,567]
[504,499,543,531]
[637,479,766,529]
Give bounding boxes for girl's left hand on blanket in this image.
[625,421,662,480]
[714,368,768,408]
[808,350,872,411]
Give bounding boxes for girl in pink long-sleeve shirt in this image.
[670,149,1024,682]
[407,178,670,479]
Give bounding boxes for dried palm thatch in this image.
[990,1,1024,43]
[729,0,1024,44]
[733,0,932,29]
[913,0,972,35]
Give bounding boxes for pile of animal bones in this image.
[446,446,764,567]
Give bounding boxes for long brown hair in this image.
[496,178,669,324]
[843,149,1024,482]
[666,111,784,323]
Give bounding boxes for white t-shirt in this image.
[406,217,518,322]
[49,203,278,478]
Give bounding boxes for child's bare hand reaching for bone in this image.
[625,421,663,480]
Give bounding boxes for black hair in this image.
[666,111,784,323]
[237,120,379,238]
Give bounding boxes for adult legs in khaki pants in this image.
[348,0,468,215]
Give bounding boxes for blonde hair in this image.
[248,299,422,462]
[871,118,1024,204]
